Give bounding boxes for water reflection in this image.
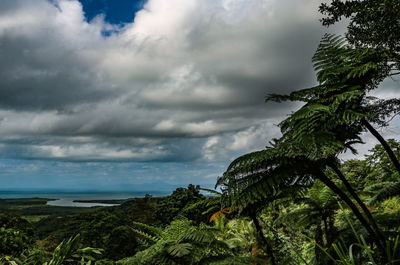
[47,198,119,207]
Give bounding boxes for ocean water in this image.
[0,190,171,207]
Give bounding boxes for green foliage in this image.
[46,235,82,265]
[313,215,400,265]
[124,219,246,265]
[213,217,257,256]
[373,182,400,203]
[34,198,156,260]
[0,198,97,218]
[220,13,400,262]
[180,188,230,224]
[320,0,400,56]
[0,227,30,256]
[365,98,400,127]
[47,234,104,265]
[154,184,205,225]
[7,248,48,265]
[267,33,390,162]
[365,139,400,183]
[0,234,104,265]
[216,147,315,210]
[2,3,400,264]
[2,144,400,264]
[318,0,400,126]
[276,182,338,228]
[180,196,222,223]
[104,226,139,260]
[0,212,34,238]
[204,257,260,265]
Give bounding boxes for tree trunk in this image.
[251,240,268,265]
[328,160,387,249]
[251,240,260,258]
[315,223,324,262]
[322,216,328,246]
[314,169,385,253]
[327,215,336,246]
[362,119,400,174]
[249,212,276,265]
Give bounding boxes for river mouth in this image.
[46,198,119,207]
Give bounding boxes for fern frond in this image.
[131,228,160,243]
[166,243,192,258]
[373,181,400,203]
[132,222,163,238]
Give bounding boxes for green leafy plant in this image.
[0,227,29,257]
[46,234,103,265]
[122,219,255,265]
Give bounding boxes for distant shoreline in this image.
[72,199,130,204]
[0,190,171,199]
[47,198,122,207]
[0,190,170,207]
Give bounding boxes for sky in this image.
[0,0,399,192]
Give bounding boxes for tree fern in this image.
[275,182,338,232]
[372,182,400,203]
[216,147,315,210]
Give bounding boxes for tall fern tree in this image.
[268,34,399,171]
[266,34,400,251]
[313,33,400,175]
[215,141,387,257]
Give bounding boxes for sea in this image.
[0,190,171,207]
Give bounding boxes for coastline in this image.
[46,198,122,207]
[0,190,170,207]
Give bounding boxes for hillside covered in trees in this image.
[2,142,400,264]
[2,0,400,264]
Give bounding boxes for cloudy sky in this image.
[0,0,398,192]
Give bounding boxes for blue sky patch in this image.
[77,0,147,24]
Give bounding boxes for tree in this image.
[215,142,386,256]
[180,188,230,224]
[275,181,339,262]
[267,34,398,168]
[0,227,30,257]
[266,34,400,250]
[105,226,139,260]
[365,140,400,202]
[320,0,400,65]
[154,184,205,226]
[318,0,400,175]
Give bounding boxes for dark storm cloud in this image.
[0,134,205,162]
[0,0,120,111]
[0,0,349,162]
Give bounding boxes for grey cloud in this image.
[0,0,349,162]
[0,135,204,162]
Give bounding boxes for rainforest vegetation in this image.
[2,0,400,264]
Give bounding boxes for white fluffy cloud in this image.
[0,0,357,163]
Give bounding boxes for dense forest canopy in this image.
[1,0,400,264]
